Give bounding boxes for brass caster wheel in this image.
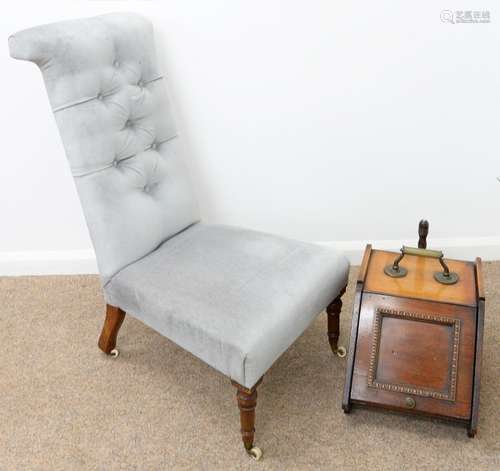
[247,447,263,461]
[110,348,119,358]
[335,346,347,358]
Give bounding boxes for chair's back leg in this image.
[98,304,126,355]
[327,286,347,357]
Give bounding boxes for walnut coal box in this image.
[343,238,485,437]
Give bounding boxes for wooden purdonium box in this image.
[343,241,485,437]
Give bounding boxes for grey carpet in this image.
[1,265,498,470]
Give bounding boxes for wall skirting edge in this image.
[0,249,98,276]
[0,237,499,276]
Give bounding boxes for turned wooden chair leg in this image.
[98,304,126,357]
[327,286,347,357]
[231,378,263,460]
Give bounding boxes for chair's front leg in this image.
[231,378,263,460]
[327,286,347,357]
[98,304,126,357]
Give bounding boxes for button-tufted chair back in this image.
[9,13,199,283]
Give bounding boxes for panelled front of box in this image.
[351,292,476,419]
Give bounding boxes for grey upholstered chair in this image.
[9,13,349,460]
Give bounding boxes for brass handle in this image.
[405,397,416,409]
[384,245,459,285]
[401,246,443,259]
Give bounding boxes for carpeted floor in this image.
[1,265,498,470]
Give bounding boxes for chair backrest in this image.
[9,13,199,283]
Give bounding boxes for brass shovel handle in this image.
[384,246,459,285]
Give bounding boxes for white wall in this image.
[1,1,499,274]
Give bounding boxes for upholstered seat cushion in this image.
[104,223,349,388]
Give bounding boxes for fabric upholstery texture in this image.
[105,223,349,388]
[8,13,199,283]
[9,13,350,389]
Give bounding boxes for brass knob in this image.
[405,397,416,409]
